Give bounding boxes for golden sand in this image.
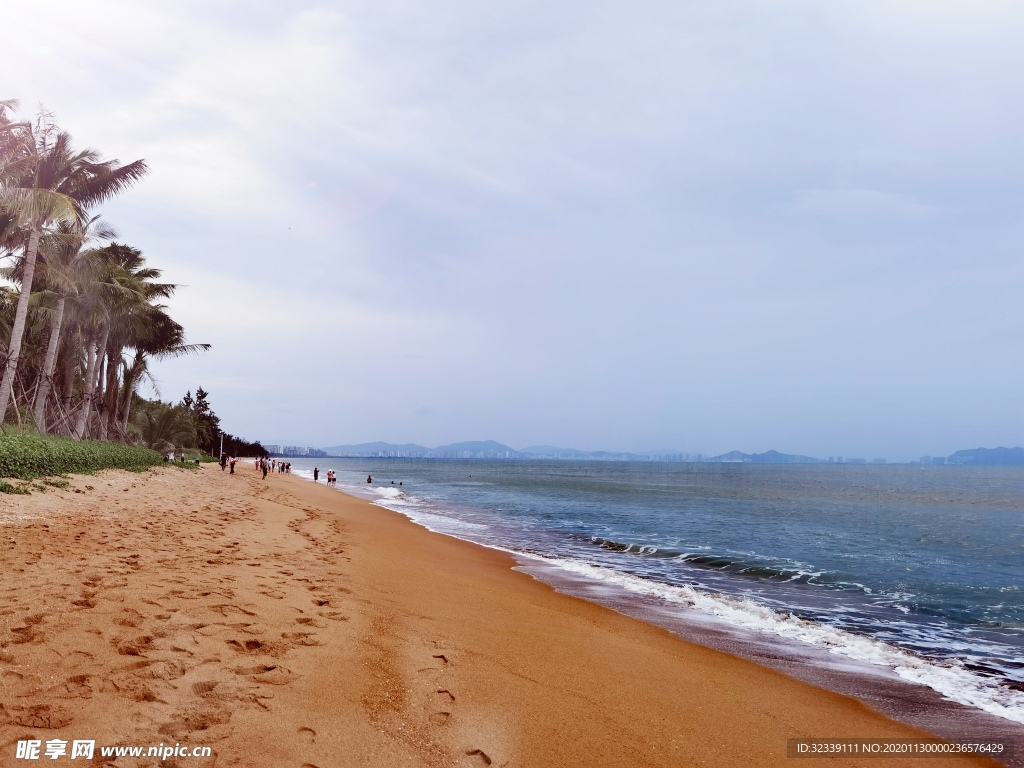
[0,465,1004,767]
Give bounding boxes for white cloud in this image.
[4,0,1024,455]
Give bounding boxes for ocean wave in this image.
[371,486,406,499]
[373,498,490,533]
[590,536,825,584]
[541,557,1024,724]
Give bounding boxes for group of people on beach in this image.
[250,457,292,479]
[313,468,337,486]
[220,459,399,489]
[219,452,237,473]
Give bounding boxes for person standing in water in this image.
[367,475,372,484]
[313,468,319,482]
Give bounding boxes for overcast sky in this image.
[6,0,1023,459]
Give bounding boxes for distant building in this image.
[846,458,867,464]
[932,456,946,465]
[920,456,932,465]
[872,458,886,464]
[268,445,327,458]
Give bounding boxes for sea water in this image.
[283,459,1024,732]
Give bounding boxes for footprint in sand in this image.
[115,635,154,656]
[192,680,220,696]
[319,611,349,622]
[465,749,493,766]
[298,726,316,743]
[8,703,73,729]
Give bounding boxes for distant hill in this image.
[317,441,829,463]
[519,444,589,458]
[707,449,824,464]
[431,440,521,458]
[321,441,431,456]
[946,447,1024,466]
[320,440,520,459]
[317,440,689,460]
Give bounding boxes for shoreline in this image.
[290,460,1024,737]
[0,465,1013,766]
[326,472,1024,758]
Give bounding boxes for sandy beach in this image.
[0,465,1009,767]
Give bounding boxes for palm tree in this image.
[96,245,164,440]
[20,216,116,432]
[131,400,196,455]
[0,110,147,427]
[71,243,153,439]
[115,307,210,435]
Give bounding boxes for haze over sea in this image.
[275,457,1024,731]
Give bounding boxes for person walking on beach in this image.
[313,468,319,482]
[260,458,268,479]
[220,452,227,471]
[229,456,236,474]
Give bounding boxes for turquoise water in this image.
[282,458,1024,724]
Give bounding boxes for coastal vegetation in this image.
[0,433,162,490]
[0,99,264,468]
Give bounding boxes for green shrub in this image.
[0,480,28,494]
[0,434,164,480]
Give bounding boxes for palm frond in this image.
[0,187,77,226]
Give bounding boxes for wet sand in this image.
[0,465,1009,767]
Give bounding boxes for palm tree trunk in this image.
[0,224,41,424]
[74,320,108,439]
[119,352,147,433]
[31,292,67,433]
[58,323,80,434]
[96,352,107,441]
[100,349,119,441]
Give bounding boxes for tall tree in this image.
[132,400,196,455]
[0,107,147,426]
[21,216,116,432]
[116,311,209,435]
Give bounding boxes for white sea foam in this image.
[374,498,490,533]
[539,557,1024,724]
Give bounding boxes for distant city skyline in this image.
[7,1,1023,459]
[259,439,1024,465]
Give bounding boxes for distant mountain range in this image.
[268,441,1024,466]
[946,447,1024,466]
[316,442,821,462]
[318,440,688,460]
[706,450,825,464]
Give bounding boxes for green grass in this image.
[0,434,164,485]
